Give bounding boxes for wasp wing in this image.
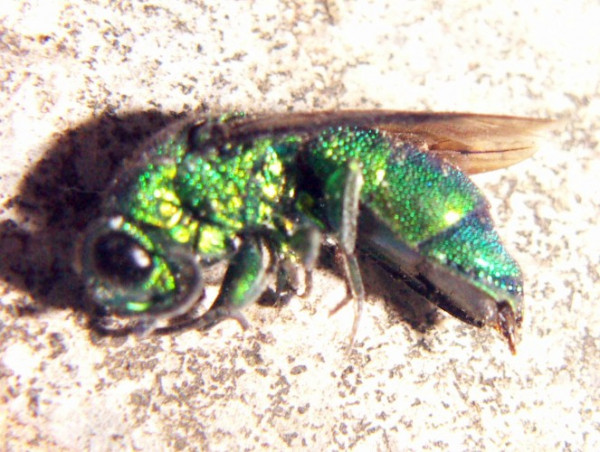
[374,113,556,174]
[229,111,555,174]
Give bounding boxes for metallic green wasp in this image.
[77,111,551,353]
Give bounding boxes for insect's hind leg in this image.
[325,160,365,348]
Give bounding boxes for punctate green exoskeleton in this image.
[77,111,552,352]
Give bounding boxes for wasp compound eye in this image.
[93,232,154,286]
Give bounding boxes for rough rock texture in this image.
[1,1,598,450]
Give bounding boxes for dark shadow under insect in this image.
[0,111,186,328]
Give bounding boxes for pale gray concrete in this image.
[1,1,598,450]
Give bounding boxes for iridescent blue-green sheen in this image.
[305,126,522,314]
[82,116,524,332]
[305,127,483,246]
[419,211,523,317]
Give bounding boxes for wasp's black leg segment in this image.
[287,225,321,299]
[301,226,321,298]
[302,267,314,299]
[90,314,141,338]
[131,318,159,337]
[273,227,318,304]
[273,258,301,306]
[325,160,365,346]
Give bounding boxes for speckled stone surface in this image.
[1,1,599,450]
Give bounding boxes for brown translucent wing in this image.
[230,111,556,174]
[374,113,555,174]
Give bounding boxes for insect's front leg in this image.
[156,235,275,334]
[322,159,365,345]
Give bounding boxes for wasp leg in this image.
[155,236,273,334]
[324,160,365,347]
[271,259,300,306]
[198,235,274,330]
[92,311,163,338]
[262,224,320,310]
[90,314,143,337]
[287,225,321,299]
